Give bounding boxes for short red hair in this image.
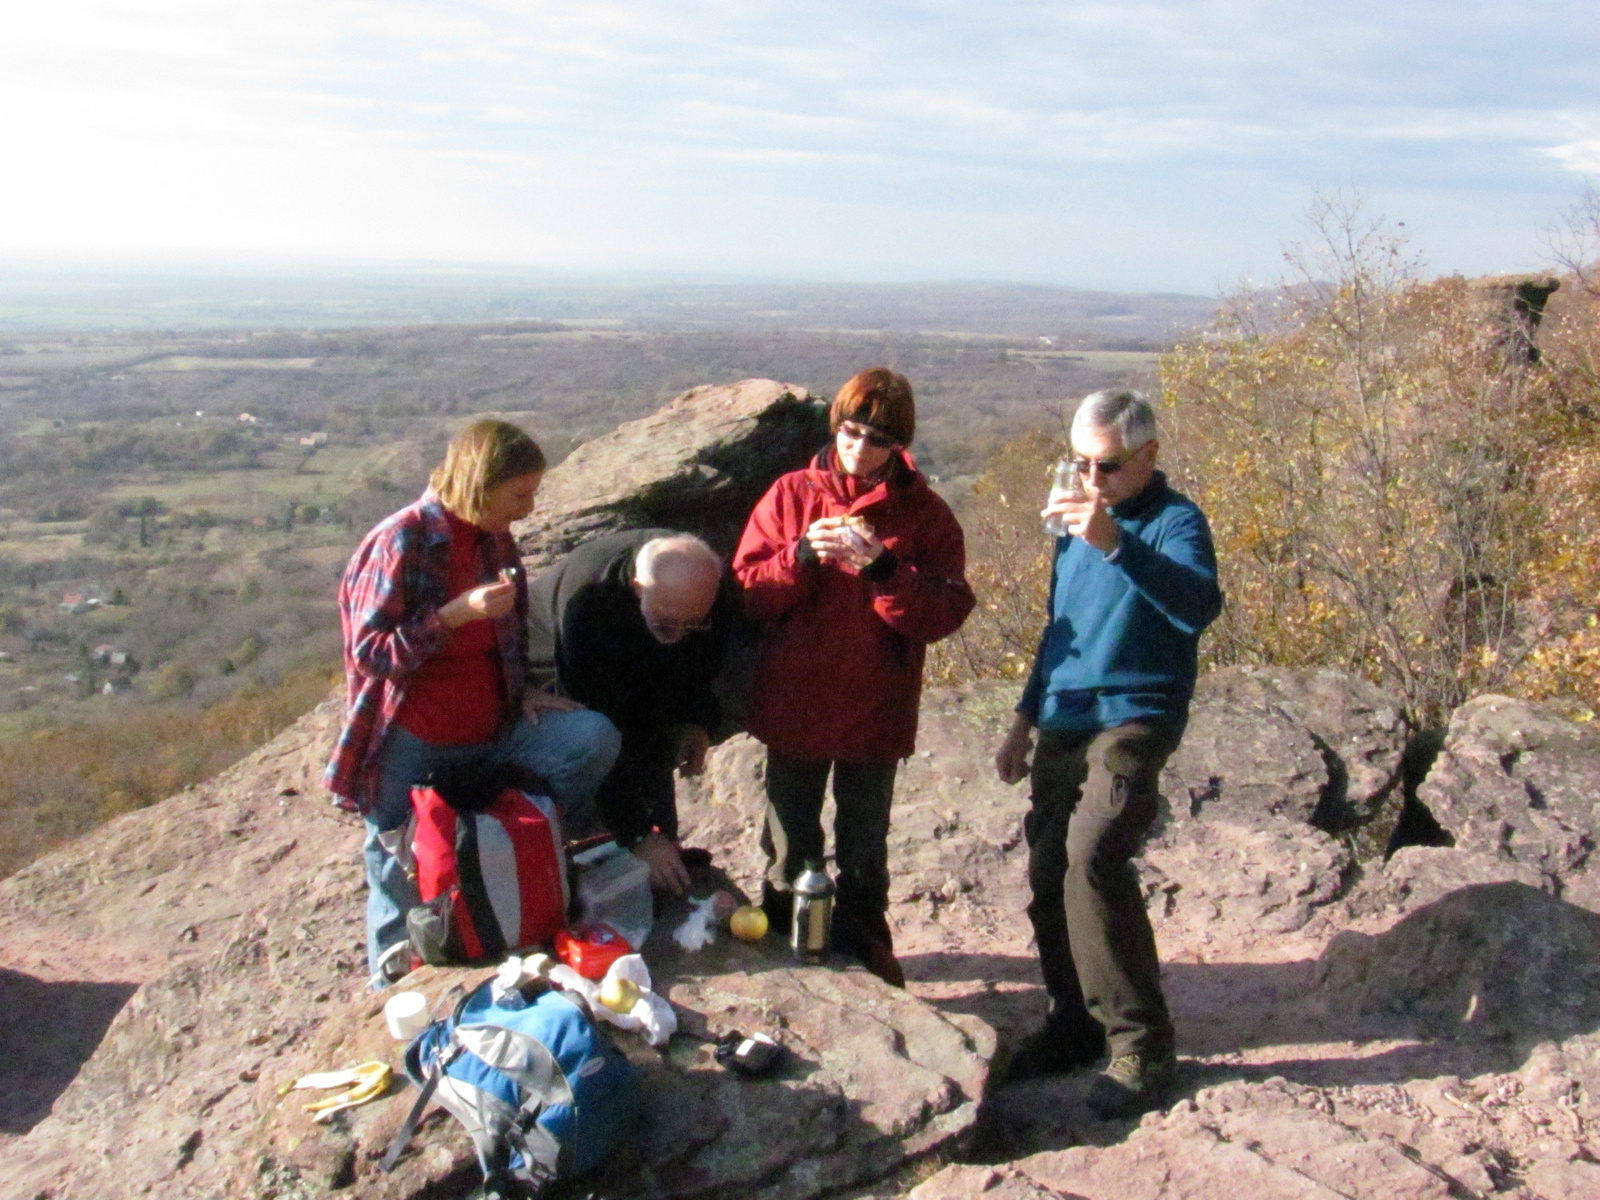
[830,367,915,447]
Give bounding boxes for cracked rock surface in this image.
[1417,695,1600,908]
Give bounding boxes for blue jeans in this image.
[362,710,621,977]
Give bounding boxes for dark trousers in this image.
[594,724,680,843]
[1025,721,1181,1060]
[761,751,897,949]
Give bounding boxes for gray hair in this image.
[1071,388,1158,451]
[634,533,721,588]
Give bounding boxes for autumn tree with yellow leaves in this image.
[940,193,1600,728]
[1160,195,1554,724]
[1502,189,1600,720]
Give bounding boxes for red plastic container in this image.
[554,923,634,980]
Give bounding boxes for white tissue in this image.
[672,895,719,952]
[491,956,529,1008]
[610,953,653,988]
[547,962,596,1003]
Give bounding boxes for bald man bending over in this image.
[527,529,736,893]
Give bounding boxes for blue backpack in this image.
[383,978,640,1197]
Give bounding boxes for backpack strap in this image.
[380,1039,459,1173]
[380,984,473,1175]
[455,813,508,959]
[507,1113,562,1186]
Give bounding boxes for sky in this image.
[1,1,1596,293]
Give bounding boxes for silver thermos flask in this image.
[791,860,835,963]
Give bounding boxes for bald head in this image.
[632,535,722,643]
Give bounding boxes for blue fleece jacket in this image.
[1019,471,1222,732]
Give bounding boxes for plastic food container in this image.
[383,990,430,1040]
[554,924,634,980]
[571,840,654,951]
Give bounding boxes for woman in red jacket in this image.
[733,368,974,986]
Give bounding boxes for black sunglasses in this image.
[1071,445,1147,476]
[838,422,898,450]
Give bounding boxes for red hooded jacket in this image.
[733,448,975,763]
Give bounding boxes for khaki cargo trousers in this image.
[1025,720,1182,1060]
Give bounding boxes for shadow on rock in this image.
[899,952,1051,1054]
[0,969,138,1133]
[1312,880,1600,1043]
[967,1026,1533,1166]
[1189,1039,1527,1092]
[962,882,1600,1163]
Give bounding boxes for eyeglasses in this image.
[1071,444,1148,476]
[838,421,898,450]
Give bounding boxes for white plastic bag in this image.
[557,953,678,1047]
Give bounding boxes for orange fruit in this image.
[729,905,769,942]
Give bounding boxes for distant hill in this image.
[0,265,1216,343]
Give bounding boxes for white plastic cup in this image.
[384,990,429,1041]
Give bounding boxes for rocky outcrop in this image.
[1160,666,1408,838]
[7,661,1600,1198]
[1136,668,1408,950]
[0,700,368,1195]
[1416,695,1600,899]
[7,378,1600,1198]
[1468,274,1562,364]
[1341,842,1549,921]
[1314,882,1600,1042]
[1331,693,1600,929]
[0,725,990,1200]
[252,944,989,1200]
[918,1077,1517,1200]
[512,377,829,566]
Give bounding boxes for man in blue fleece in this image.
[994,388,1222,1117]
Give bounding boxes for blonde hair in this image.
[430,419,546,525]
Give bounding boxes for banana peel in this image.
[283,1061,392,1123]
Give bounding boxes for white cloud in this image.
[1541,139,1600,175]
[0,2,1595,287]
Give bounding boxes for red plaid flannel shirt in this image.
[324,490,529,814]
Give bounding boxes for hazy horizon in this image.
[4,4,1594,294]
[0,266,1221,335]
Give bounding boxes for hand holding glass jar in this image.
[1042,458,1086,537]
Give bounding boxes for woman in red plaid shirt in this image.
[325,419,620,983]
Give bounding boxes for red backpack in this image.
[407,783,569,965]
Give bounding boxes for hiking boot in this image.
[832,908,906,988]
[1000,1017,1107,1084]
[1085,1051,1177,1119]
[760,883,794,938]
